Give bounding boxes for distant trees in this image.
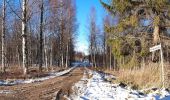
[88,7,114,69]
[103,15,114,70]
[89,7,97,68]
[48,0,77,68]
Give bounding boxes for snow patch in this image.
[0,90,15,94]
[70,68,170,100]
[0,67,75,86]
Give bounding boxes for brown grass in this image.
[105,63,162,89]
[0,65,64,80]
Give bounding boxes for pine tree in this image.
[100,0,170,68]
[100,0,170,44]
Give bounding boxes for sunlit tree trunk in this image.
[109,47,112,70]
[1,0,6,73]
[153,25,160,44]
[66,43,69,68]
[50,43,53,68]
[61,53,64,67]
[22,0,28,75]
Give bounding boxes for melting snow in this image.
[0,67,75,86]
[0,90,15,94]
[70,68,170,100]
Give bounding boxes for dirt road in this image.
[0,67,84,100]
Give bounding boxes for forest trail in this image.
[0,67,84,100]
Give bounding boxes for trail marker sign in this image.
[150,44,165,88]
[149,44,161,52]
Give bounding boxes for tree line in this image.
[0,0,77,74]
[88,0,170,69]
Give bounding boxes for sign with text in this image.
[149,44,161,52]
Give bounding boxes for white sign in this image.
[149,44,161,52]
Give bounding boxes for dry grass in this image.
[0,65,64,80]
[105,63,162,89]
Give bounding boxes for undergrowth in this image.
[105,63,162,90]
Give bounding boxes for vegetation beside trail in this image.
[105,63,161,89]
[93,0,170,89]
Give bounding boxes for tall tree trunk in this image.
[106,47,108,69]
[94,48,96,68]
[114,56,116,71]
[153,25,160,44]
[44,36,48,71]
[1,0,6,73]
[103,44,106,68]
[65,43,69,68]
[39,0,44,71]
[17,46,21,68]
[90,51,93,67]
[61,53,64,67]
[22,0,28,75]
[50,43,53,67]
[109,47,112,70]
[103,53,105,67]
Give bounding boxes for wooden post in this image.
[149,44,165,88]
[160,44,165,88]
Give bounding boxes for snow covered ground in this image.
[70,68,170,100]
[0,67,75,86]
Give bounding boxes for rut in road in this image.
[0,67,84,100]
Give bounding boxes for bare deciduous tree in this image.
[1,0,6,72]
[22,0,28,75]
[39,0,44,71]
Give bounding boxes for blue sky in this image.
[75,0,107,55]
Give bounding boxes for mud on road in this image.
[0,67,84,100]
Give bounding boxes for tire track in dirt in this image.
[0,67,84,100]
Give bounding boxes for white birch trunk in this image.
[110,47,112,70]
[65,44,69,68]
[17,46,21,68]
[1,0,6,72]
[22,0,27,75]
[50,44,53,67]
[61,53,64,67]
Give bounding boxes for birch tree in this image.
[89,7,97,68]
[22,0,28,75]
[1,0,6,72]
